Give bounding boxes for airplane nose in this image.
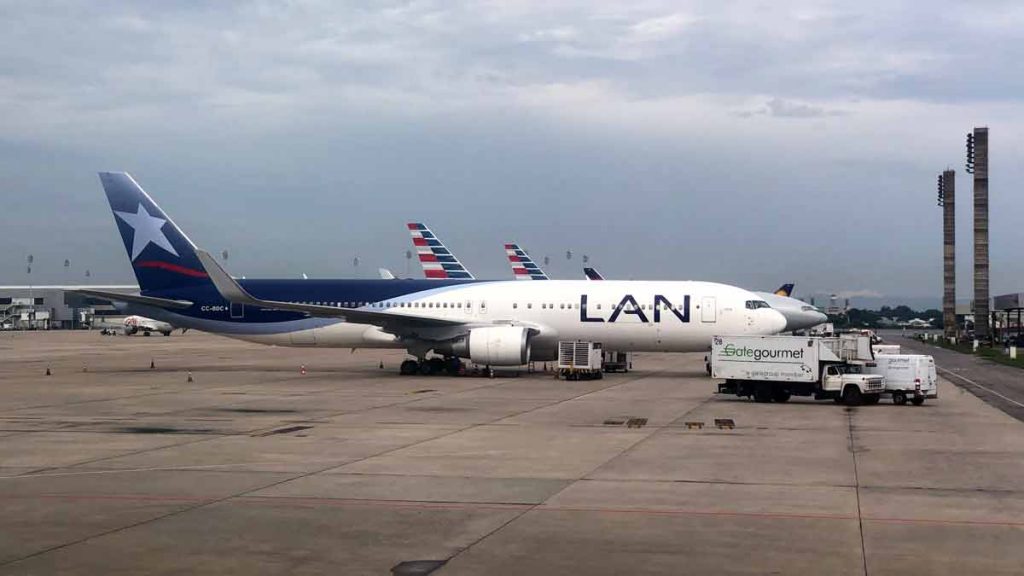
[764,309,787,334]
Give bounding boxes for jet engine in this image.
[450,326,531,366]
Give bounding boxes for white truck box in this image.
[865,354,937,405]
[872,344,901,356]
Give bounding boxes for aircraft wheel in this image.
[911,397,925,406]
[427,357,445,375]
[445,358,463,375]
[399,360,419,376]
[892,392,908,406]
[161,331,172,337]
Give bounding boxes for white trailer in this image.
[712,334,884,405]
[864,355,937,406]
[557,341,604,380]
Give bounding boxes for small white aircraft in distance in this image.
[122,315,175,336]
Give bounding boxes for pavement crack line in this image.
[847,410,869,576]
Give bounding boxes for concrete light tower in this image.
[938,170,956,340]
[967,128,990,342]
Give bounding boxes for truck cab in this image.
[820,364,883,405]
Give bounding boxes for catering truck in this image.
[712,335,884,405]
[865,354,937,406]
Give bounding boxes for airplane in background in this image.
[122,315,175,336]
[755,285,828,333]
[504,243,549,280]
[584,267,604,281]
[77,173,786,375]
[406,223,474,279]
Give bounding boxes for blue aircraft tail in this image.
[99,172,211,294]
[774,283,795,297]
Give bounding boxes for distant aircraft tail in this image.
[584,267,605,281]
[774,283,795,297]
[406,223,474,279]
[504,243,548,280]
[99,172,212,294]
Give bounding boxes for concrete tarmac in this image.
[0,331,1022,575]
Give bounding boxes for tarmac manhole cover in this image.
[392,560,447,575]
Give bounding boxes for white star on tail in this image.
[114,204,179,261]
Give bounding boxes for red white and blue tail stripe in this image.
[407,223,475,280]
[504,243,548,280]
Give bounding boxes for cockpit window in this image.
[745,300,771,310]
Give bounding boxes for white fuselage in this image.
[209,280,787,354]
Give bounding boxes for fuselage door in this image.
[701,296,716,323]
[230,302,244,319]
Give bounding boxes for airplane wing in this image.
[583,267,605,281]
[407,223,474,279]
[504,243,548,280]
[71,289,193,310]
[378,268,397,280]
[195,250,466,335]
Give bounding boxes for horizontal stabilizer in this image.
[194,250,463,330]
[72,289,193,310]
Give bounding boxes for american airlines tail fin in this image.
[774,283,795,297]
[504,243,548,280]
[584,267,605,281]
[406,223,474,279]
[99,172,212,294]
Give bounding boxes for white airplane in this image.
[78,173,787,375]
[122,315,175,336]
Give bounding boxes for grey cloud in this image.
[737,98,848,118]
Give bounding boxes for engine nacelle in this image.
[454,326,531,366]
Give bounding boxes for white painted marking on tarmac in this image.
[937,367,1024,409]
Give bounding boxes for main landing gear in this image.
[399,357,465,376]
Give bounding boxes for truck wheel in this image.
[863,394,880,405]
[753,383,772,403]
[892,392,908,406]
[911,397,925,406]
[842,386,863,406]
[771,389,791,403]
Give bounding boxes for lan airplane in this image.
[79,173,786,375]
[582,270,824,332]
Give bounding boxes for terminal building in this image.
[0,286,136,330]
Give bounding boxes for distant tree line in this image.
[837,306,944,329]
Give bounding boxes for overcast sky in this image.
[2,1,1023,304]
